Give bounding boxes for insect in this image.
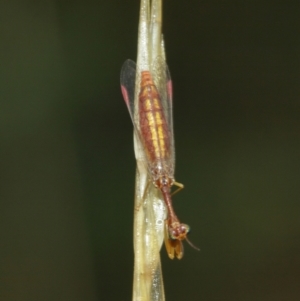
[121,58,197,259]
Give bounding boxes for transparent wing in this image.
[121,60,149,164]
[151,56,173,128]
[151,55,175,170]
[120,59,137,122]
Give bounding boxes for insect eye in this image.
[169,231,178,240]
[168,223,191,240]
[184,224,191,234]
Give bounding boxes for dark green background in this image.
[1,1,299,300]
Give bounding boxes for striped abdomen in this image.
[138,71,171,165]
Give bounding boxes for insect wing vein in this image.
[151,55,175,169]
[120,59,137,122]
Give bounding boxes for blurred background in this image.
[0,1,299,300]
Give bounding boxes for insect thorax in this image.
[150,161,174,189]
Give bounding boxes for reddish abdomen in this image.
[138,71,171,163]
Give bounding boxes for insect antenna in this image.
[185,236,200,251]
